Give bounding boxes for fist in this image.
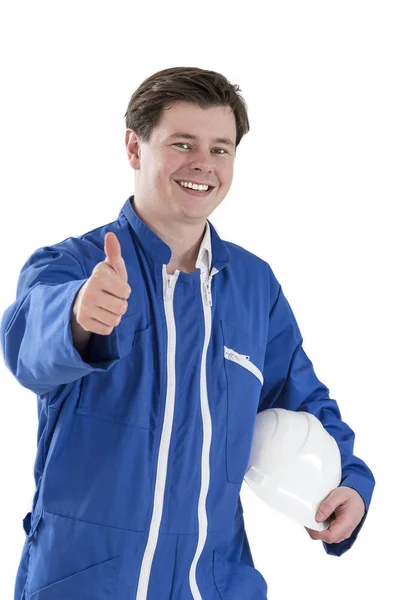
[73,232,132,335]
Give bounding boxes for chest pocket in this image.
[221,320,265,484]
[75,312,156,429]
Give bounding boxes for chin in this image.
[179,205,211,220]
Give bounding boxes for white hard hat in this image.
[244,408,342,531]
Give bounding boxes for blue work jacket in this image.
[1,195,375,600]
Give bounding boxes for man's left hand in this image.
[305,486,366,544]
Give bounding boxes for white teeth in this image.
[178,181,209,191]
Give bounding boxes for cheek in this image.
[143,150,176,183]
[161,156,183,182]
[149,166,170,189]
[218,163,234,186]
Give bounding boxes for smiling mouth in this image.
[174,180,216,197]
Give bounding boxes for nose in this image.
[188,149,213,173]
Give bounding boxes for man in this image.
[1,67,375,600]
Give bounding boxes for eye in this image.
[174,143,191,149]
[173,143,228,155]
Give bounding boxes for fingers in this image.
[76,295,128,336]
[305,513,352,544]
[81,287,129,317]
[91,269,131,301]
[79,315,120,337]
[85,305,125,332]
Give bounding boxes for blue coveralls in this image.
[0,195,375,599]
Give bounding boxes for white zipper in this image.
[136,265,219,600]
[224,346,264,385]
[189,265,218,600]
[202,276,213,307]
[135,266,180,600]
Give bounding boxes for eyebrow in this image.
[166,132,235,148]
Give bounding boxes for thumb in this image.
[104,232,128,281]
[316,488,343,522]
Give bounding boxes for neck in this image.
[131,197,206,273]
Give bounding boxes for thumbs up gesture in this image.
[72,232,132,336]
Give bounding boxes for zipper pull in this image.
[203,280,212,307]
[165,275,174,302]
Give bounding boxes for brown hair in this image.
[124,66,250,148]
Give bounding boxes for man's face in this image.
[125,100,237,225]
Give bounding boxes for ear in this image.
[125,129,141,170]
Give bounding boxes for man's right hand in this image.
[72,232,132,336]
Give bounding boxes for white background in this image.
[0,1,398,598]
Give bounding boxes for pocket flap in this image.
[116,312,139,358]
[221,320,264,377]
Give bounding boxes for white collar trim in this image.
[195,220,212,275]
